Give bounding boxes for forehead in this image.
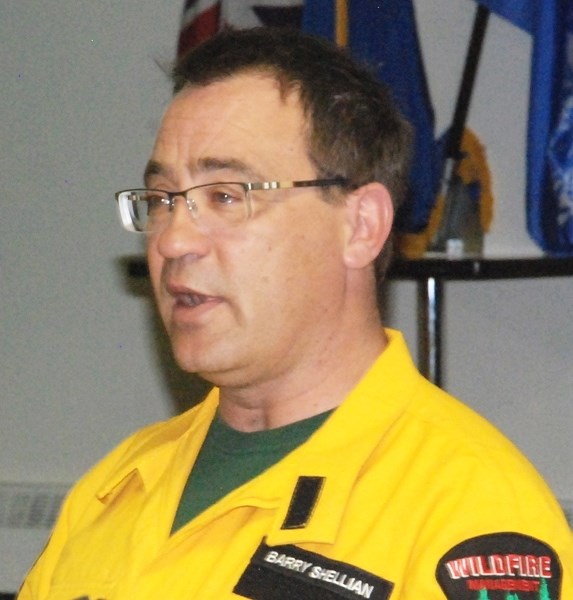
[149,72,314,182]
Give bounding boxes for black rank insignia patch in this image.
[436,532,563,599]
[234,539,393,600]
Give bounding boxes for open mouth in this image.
[175,292,211,308]
[165,281,222,315]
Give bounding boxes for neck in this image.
[216,315,387,432]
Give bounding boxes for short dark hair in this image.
[172,27,412,283]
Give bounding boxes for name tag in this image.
[234,540,393,600]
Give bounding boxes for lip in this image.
[165,282,224,322]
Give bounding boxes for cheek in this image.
[145,241,167,307]
[146,241,159,279]
[249,229,343,306]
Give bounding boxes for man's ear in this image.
[343,182,394,270]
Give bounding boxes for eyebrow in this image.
[143,160,167,185]
[143,157,265,187]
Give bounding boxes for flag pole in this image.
[430,4,490,253]
[446,4,490,163]
[335,0,348,47]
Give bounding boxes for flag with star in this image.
[177,0,304,59]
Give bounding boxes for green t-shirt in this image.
[171,410,332,533]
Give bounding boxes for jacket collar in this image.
[96,330,421,547]
[96,392,219,502]
[228,330,421,546]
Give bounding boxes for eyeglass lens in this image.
[121,183,250,233]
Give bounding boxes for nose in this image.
[152,196,211,260]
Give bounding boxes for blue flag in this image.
[476,0,573,253]
[302,0,441,234]
[474,0,533,33]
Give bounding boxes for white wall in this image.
[1,0,571,526]
[1,0,184,486]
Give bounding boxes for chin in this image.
[169,330,258,387]
[172,343,234,381]
[177,354,254,389]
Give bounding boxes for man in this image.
[18,27,572,599]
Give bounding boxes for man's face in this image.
[146,73,350,388]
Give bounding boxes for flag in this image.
[475,0,573,254]
[177,0,220,58]
[398,128,494,259]
[473,0,533,33]
[302,0,442,234]
[177,0,303,59]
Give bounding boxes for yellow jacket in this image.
[18,330,573,599]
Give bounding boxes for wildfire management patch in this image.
[436,532,562,599]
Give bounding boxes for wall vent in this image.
[0,482,69,530]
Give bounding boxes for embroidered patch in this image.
[436,532,563,599]
[234,540,393,600]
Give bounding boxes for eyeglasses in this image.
[114,178,349,233]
